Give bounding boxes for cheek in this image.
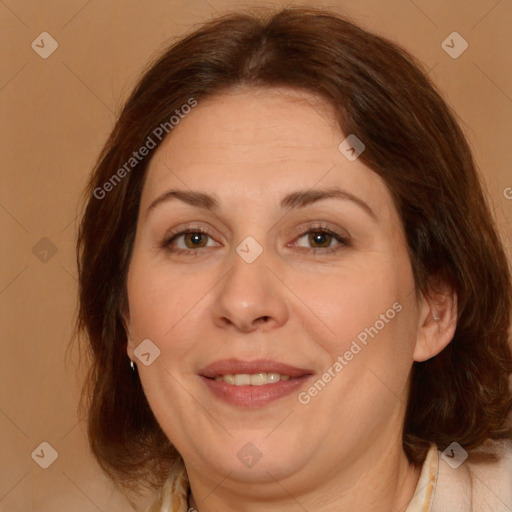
[125,256,204,434]
[301,268,418,424]
[295,257,416,360]
[126,254,211,341]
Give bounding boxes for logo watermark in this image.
[441,442,468,469]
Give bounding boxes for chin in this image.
[190,434,310,483]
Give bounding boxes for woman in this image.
[76,8,512,512]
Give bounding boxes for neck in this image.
[186,441,421,512]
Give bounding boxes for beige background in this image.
[1,0,511,510]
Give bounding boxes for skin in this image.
[125,87,457,511]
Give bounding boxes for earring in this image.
[433,313,440,321]
[130,359,136,371]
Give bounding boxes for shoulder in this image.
[432,439,512,512]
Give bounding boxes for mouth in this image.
[199,359,314,408]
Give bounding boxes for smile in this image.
[199,359,313,407]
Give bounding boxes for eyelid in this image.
[287,221,351,242]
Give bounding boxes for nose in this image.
[210,250,289,333]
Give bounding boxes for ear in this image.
[125,329,135,361]
[414,278,457,362]
[121,301,135,361]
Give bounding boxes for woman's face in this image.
[125,87,426,488]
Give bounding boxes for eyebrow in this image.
[146,187,376,220]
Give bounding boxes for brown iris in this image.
[308,232,332,248]
[184,232,208,249]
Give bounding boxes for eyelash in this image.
[161,223,351,256]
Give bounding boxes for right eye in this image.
[162,228,221,255]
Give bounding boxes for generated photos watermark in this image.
[298,301,403,405]
[93,98,198,200]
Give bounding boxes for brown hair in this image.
[76,7,512,494]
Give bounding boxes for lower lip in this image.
[200,376,311,408]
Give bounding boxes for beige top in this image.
[148,440,512,512]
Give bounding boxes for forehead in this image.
[141,87,393,215]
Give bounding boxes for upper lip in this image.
[199,358,314,379]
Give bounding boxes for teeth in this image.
[250,373,267,386]
[234,374,251,386]
[213,373,291,385]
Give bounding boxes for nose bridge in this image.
[211,240,288,332]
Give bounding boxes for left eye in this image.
[294,230,347,250]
